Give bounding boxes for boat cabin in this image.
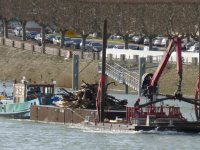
[13,80,55,103]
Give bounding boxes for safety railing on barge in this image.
[126,106,181,121]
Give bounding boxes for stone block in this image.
[192,57,198,66]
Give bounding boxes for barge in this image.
[29,24,200,133]
[0,77,57,119]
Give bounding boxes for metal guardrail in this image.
[98,62,139,91]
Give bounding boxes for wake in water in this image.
[66,123,200,135]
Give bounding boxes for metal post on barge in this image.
[100,19,107,123]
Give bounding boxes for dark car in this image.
[80,40,92,50]
[70,38,82,49]
[107,44,115,48]
[64,37,72,47]
[128,45,138,50]
[40,28,52,34]
[113,45,124,49]
[26,31,38,41]
[135,37,144,44]
[46,34,56,44]
[87,42,102,52]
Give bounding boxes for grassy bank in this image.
[0,45,198,96]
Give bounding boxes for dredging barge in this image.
[30,22,200,133]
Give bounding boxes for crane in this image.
[141,37,183,102]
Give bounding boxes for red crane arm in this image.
[149,37,183,95]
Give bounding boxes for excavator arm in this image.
[142,37,183,101]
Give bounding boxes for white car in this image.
[35,34,42,41]
[53,36,61,45]
[144,46,159,51]
[14,27,29,36]
[187,46,199,53]
[161,38,167,46]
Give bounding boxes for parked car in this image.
[40,27,52,34]
[139,47,144,50]
[80,40,92,50]
[46,34,56,44]
[154,38,163,46]
[143,38,149,45]
[187,46,199,53]
[194,42,199,47]
[128,45,138,50]
[186,41,196,50]
[26,31,38,40]
[14,27,29,36]
[34,33,49,42]
[161,38,167,46]
[181,39,186,50]
[53,36,61,45]
[113,45,124,49]
[134,36,144,44]
[128,33,134,42]
[87,42,102,52]
[70,38,82,49]
[107,44,115,48]
[152,38,157,45]
[53,30,59,34]
[64,37,72,47]
[144,46,159,51]
[34,33,42,41]
[116,35,122,39]
[132,35,140,43]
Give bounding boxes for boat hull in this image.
[0,110,30,119]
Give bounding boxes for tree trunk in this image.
[81,34,88,52]
[3,18,8,38]
[41,25,46,54]
[60,29,66,48]
[149,36,153,50]
[106,33,111,39]
[124,34,129,49]
[21,21,27,41]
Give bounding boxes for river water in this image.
[0,85,200,150]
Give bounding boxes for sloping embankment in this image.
[0,45,198,96]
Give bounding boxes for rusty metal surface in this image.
[30,105,126,123]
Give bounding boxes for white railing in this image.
[98,62,139,91]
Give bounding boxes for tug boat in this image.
[0,77,57,119]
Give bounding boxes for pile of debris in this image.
[54,80,128,110]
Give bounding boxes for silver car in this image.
[143,38,149,45]
[154,38,163,46]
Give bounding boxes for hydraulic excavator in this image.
[138,37,200,121]
[141,37,183,102]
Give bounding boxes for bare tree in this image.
[0,0,16,38]
[29,0,52,52]
[16,0,32,41]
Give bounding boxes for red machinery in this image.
[127,37,183,121]
[142,37,183,101]
[194,77,200,120]
[126,106,180,121]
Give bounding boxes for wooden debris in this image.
[54,81,128,110]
